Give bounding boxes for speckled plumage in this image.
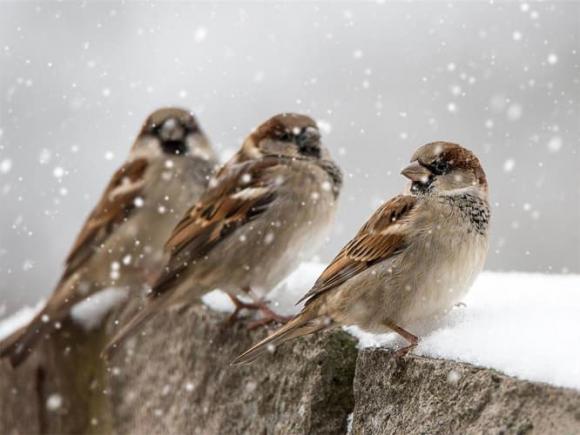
[235,141,490,365]
[0,108,217,366]
[104,113,343,354]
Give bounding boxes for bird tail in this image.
[101,293,171,359]
[232,310,328,365]
[0,311,52,367]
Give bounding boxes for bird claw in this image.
[393,343,417,359]
[225,293,289,329]
[225,298,261,326]
[246,309,291,330]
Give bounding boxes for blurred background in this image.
[0,1,578,317]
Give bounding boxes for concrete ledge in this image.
[1,305,579,434]
[109,305,357,435]
[352,349,580,434]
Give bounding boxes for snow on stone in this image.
[0,301,44,340]
[2,263,577,391]
[346,412,354,434]
[70,288,128,330]
[347,271,580,391]
[204,262,580,390]
[266,262,325,315]
[201,290,235,313]
[201,262,325,316]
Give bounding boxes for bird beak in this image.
[160,118,186,141]
[401,161,432,183]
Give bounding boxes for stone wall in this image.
[1,305,579,434]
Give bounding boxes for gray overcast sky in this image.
[0,1,579,315]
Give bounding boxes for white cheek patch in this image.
[108,177,144,201]
[131,138,162,159]
[187,136,214,161]
[230,187,270,201]
[244,141,263,159]
[381,222,405,235]
[191,146,213,161]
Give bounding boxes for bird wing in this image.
[62,158,149,280]
[151,157,283,296]
[298,195,417,305]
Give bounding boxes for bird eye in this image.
[427,159,451,175]
[278,132,292,142]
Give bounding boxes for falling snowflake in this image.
[316,120,332,135]
[547,136,562,153]
[0,159,12,174]
[506,103,522,121]
[503,159,515,173]
[53,167,65,178]
[46,394,63,411]
[194,27,207,43]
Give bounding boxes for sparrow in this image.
[0,107,217,367]
[234,141,490,364]
[103,113,343,355]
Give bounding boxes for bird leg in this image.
[246,304,292,330]
[227,286,291,329]
[385,320,419,358]
[226,293,262,325]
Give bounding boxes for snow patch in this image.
[200,262,580,391]
[201,262,325,316]
[201,290,235,313]
[266,262,325,315]
[0,301,44,341]
[347,271,580,391]
[70,288,128,330]
[2,265,577,391]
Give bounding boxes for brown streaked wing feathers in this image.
[62,158,148,279]
[152,157,281,296]
[299,195,417,305]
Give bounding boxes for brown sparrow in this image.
[0,107,217,366]
[103,113,343,354]
[234,141,490,364]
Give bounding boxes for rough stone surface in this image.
[0,319,113,435]
[109,304,358,435]
[352,348,580,435]
[0,354,41,435]
[1,306,580,435]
